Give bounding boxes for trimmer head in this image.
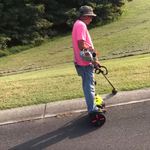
[112,88,117,95]
[95,66,118,95]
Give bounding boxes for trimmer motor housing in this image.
[80,48,98,63]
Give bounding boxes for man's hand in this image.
[93,60,101,69]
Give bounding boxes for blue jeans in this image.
[74,62,98,113]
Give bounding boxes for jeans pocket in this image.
[74,62,83,76]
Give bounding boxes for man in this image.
[72,5,106,115]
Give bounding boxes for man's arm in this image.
[78,40,101,68]
[78,40,89,50]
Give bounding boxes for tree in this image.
[0,0,127,55]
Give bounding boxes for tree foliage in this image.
[0,0,128,54]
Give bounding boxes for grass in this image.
[0,53,150,110]
[0,0,150,110]
[0,0,150,76]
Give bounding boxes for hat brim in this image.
[82,13,96,17]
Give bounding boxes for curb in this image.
[0,88,150,126]
[0,98,87,126]
[0,104,45,125]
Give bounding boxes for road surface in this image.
[1,97,150,150]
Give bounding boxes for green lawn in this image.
[0,0,150,110]
[0,53,150,110]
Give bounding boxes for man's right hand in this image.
[93,60,101,69]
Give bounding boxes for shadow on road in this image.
[9,112,104,150]
[103,93,116,101]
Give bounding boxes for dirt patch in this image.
[56,112,81,119]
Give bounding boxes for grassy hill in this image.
[0,0,150,110]
[0,0,150,76]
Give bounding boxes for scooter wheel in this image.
[112,89,117,95]
[90,112,106,127]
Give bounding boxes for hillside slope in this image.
[0,0,150,76]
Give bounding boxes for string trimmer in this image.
[95,66,117,94]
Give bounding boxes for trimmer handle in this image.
[95,66,108,75]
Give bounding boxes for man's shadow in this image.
[9,112,104,150]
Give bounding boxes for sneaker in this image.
[97,107,107,114]
[96,101,106,109]
[101,101,106,108]
[89,108,107,117]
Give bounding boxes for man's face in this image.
[84,16,93,25]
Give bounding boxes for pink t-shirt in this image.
[72,20,94,66]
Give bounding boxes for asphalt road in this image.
[0,98,150,150]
